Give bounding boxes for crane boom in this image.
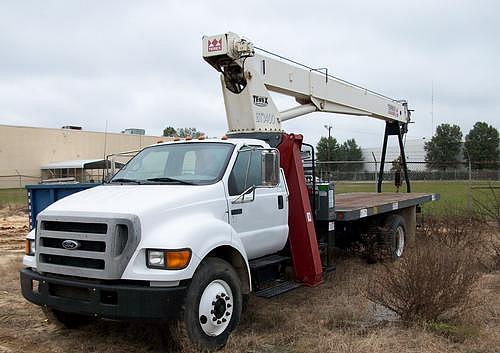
[203,32,410,134]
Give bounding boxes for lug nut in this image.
[211,310,214,314]
[212,301,215,305]
[221,293,225,297]
[225,312,230,316]
[217,320,221,324]
[222,318,226,322]
[227,303,232,308]
[212,317,217,321]
[216,295,220,299]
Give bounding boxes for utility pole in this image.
[324,125,332,139]
[324,125,333,181]
[431,81,434,135]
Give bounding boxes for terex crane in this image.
[203,32,418,287]
[20,32,439,351]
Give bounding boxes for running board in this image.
[254,281,302,299]
[249,254,290,270]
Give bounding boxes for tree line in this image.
[162,121,499,173]
[163,126,205,138]
[425,121,499,170]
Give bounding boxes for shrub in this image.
[364,238,479,322]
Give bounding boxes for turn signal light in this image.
[165,249,191,270]
[25,239,35,256]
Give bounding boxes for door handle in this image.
[278,195,284,209]
[231,208,243,215]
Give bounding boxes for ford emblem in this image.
[61,239,80,250]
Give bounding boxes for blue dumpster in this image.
[26,183,99,230]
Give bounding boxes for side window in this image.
[228,150,250,196]
[246,150,262,188]
[228,149,263,196]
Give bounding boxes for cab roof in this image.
[148,137,270,149]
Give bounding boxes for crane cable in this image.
[254,46,401,103]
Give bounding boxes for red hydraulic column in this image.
[278,133,323,286]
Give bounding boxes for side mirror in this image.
[261,149,280,187]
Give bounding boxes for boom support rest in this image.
[278,133,323,286]
[377,121,411,193]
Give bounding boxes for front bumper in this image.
[20,268,187,320]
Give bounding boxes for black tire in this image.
[42,308,92,329]
[170,257,242,351]
[381,214,406,260]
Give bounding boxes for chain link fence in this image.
[314,161,500,182]
[0,175,41,189]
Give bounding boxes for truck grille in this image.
[36,215,140,280]
[42,221,108,234]
[40,254,105,269]
[40,237,106,252]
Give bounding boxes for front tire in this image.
[170,257,242,351]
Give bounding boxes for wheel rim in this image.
[395,226,405,257]
[198,279,233,337]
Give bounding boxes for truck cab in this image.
[21,138,288,349]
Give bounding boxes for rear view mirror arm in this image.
[231,185,256,204]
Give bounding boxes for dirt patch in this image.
[0,211,498,353]
[0,206,28,253]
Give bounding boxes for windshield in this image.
[110,142,234,185]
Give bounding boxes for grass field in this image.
[0,180,498,215]
[0,188,26,206]
[335,180,499,215]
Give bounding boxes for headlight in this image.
[146,249,191,270]
[25,239,35,256]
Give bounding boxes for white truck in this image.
[21,32,438,351]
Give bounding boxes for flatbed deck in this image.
[335,192,439,221]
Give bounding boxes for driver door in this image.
[226,148,288,259]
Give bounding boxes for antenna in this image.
[102,120,108,183]
[431,81,434,136]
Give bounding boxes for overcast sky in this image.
[1,0,498,148]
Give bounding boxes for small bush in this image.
[364,238,479,322]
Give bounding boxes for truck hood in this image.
[41,183,226,217]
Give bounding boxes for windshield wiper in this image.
[109,178,142,184]
[146,177,196,185]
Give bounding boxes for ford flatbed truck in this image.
[21,32,438,351]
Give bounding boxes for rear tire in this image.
[169,257,242,351]
[42,308,92,329]
[381,214,406,260]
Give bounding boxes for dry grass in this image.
[0,209,499,353]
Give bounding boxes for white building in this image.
[361,138,427,172]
